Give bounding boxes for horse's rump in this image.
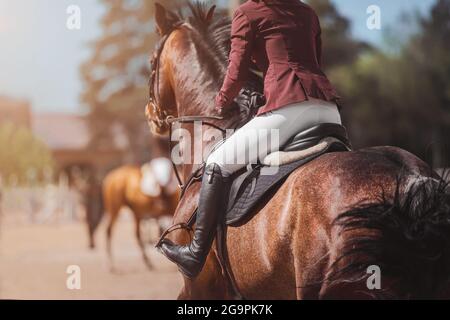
[223,146,444,299]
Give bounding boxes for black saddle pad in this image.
[225,142,345,226]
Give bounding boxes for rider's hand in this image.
[215,94,229,116]
[215,104,226,116]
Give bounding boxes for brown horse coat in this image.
[147,3,450,299]
[102,165,179,271]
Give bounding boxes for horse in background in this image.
[89,158,179,271]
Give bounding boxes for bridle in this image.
[147,22,181,129]
[147,22,227,197]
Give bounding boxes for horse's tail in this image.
[331,174,450,299]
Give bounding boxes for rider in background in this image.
[159,0,341,278]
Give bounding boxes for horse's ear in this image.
[155,2,170,35]
[205,5,216,24]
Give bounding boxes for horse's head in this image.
[145,3,218,136]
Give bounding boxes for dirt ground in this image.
[0,216,183,300]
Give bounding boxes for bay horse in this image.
[99,164,179,271]
[146,3,450,299]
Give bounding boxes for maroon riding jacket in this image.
[215,0,340,115]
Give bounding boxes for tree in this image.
[331,52,438,160]
[0,123,54,185]
[406,0,450,166]
[81,0,178,163]
[307,0,369,70]
[330,0,450,166]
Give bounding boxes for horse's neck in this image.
[173,39,243,181]
[176,94,242,179]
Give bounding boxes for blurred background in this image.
[0,0,449,299]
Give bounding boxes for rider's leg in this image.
[158,99,341,278]
[158,163,228,279]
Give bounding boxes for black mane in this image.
[330,174,450,299]
[167,2,232,68]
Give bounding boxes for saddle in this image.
[224,123,351,226]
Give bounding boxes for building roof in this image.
[32,112,129,152]
[32,113,91,150]
[0,96,31,128]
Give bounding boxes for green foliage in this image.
[332,53,436,154]
[0,123,54,185]
[331,0,450,165]
[409,0,450,116]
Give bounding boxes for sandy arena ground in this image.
[0,216,183,300]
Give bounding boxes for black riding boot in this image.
[158,163,229,279]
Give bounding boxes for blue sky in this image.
[0,0,436,114]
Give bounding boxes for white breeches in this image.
[206,98,342,176]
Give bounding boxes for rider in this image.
[159,0,341,279]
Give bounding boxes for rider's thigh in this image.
[206,99,341,176]
[206,112,288,175]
